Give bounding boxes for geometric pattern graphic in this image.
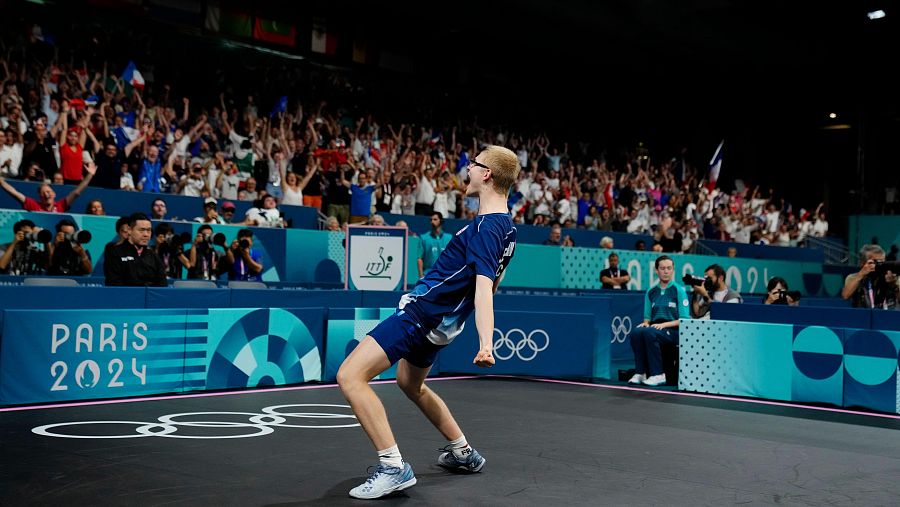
[842,330,900,414]
[324,308,398,381]
[680,320,792,400]
[792,326,843,380]
[205,308,322,390]
[327,231,346,281]
[683,320,900,414]
[560,247,605,290]
[791,326,844,406]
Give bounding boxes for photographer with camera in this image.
[47,219,93,276]
[187,225,225,280]
[225,228,263,281]
[152,223,191,279]
[104,213,167,287]
[686,264,742,319]
[0,219,49,275]
[841,244,899,309]
[763,277,801,306]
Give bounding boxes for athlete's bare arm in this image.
[473,274,495,367]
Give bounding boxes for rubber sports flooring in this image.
[2,377,899,506]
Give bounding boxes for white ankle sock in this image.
[377,444,403,468]
[448,435,472,459]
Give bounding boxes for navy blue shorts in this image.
[368,310,445,368]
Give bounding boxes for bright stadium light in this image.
[867,10,886,20]
[829,113,837,119]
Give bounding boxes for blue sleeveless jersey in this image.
[399,213,516,345]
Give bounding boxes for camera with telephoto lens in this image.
[683,274,704,287]
[166,232,192,246]
[63,230,92,245]
[25,229,52,244]
[239,239,250,249]
[201,232,228,246]
[683,274,715,293]
[873,259,900,276]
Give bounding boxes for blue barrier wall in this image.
[439,311,596,377]
[376,212,653,250]
[710,302,872,329]
[681,319,900,414]
[0,307,326,404]
[0,286,147,309]
[0,288,619,405]
[0,180,319,229]
[145,288,231,308]
[697,238,825,263]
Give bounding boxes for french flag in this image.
[122,61,145,90]
[707,140,724,191]
[603,182,615,210]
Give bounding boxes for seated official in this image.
[628,255,690,387]
[104,213,167,287]
[690,264,742,319]
[600,252,630,289]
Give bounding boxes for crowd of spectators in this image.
[0,19,834,256]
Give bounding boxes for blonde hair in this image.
[480,145,520,195]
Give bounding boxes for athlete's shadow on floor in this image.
[265,470,453,506]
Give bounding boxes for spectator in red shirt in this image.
[58,126,86,185]
[0,160,96,212]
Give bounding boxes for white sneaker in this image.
[642,374,667,386]
[627,373,647,384]
[349,462,417,499]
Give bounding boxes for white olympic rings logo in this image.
[610,316,632,344]
[492,328,550,362]
[31,404,359,440]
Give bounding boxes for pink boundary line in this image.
[526,377,900,421]
[0,376,476,413]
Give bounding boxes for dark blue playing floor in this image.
[2,377,899,506]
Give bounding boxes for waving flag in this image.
[707,140,724,191]
[603,182,615,210]
[269,96,288,118]
[122,61,145,90]
[254,17,296,46]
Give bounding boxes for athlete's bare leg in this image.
[395,359,464,440]
[336,336,395,450]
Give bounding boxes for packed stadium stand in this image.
[2,2,900,505]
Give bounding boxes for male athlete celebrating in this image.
[337,145,520,499]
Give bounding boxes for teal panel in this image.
[407,236,421,286]
[849,215,900,259]
[564,248,822,296]
[680,320,792,400]
[285,229,343,283]
[502,244,562,288]
[791,326,844,406]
